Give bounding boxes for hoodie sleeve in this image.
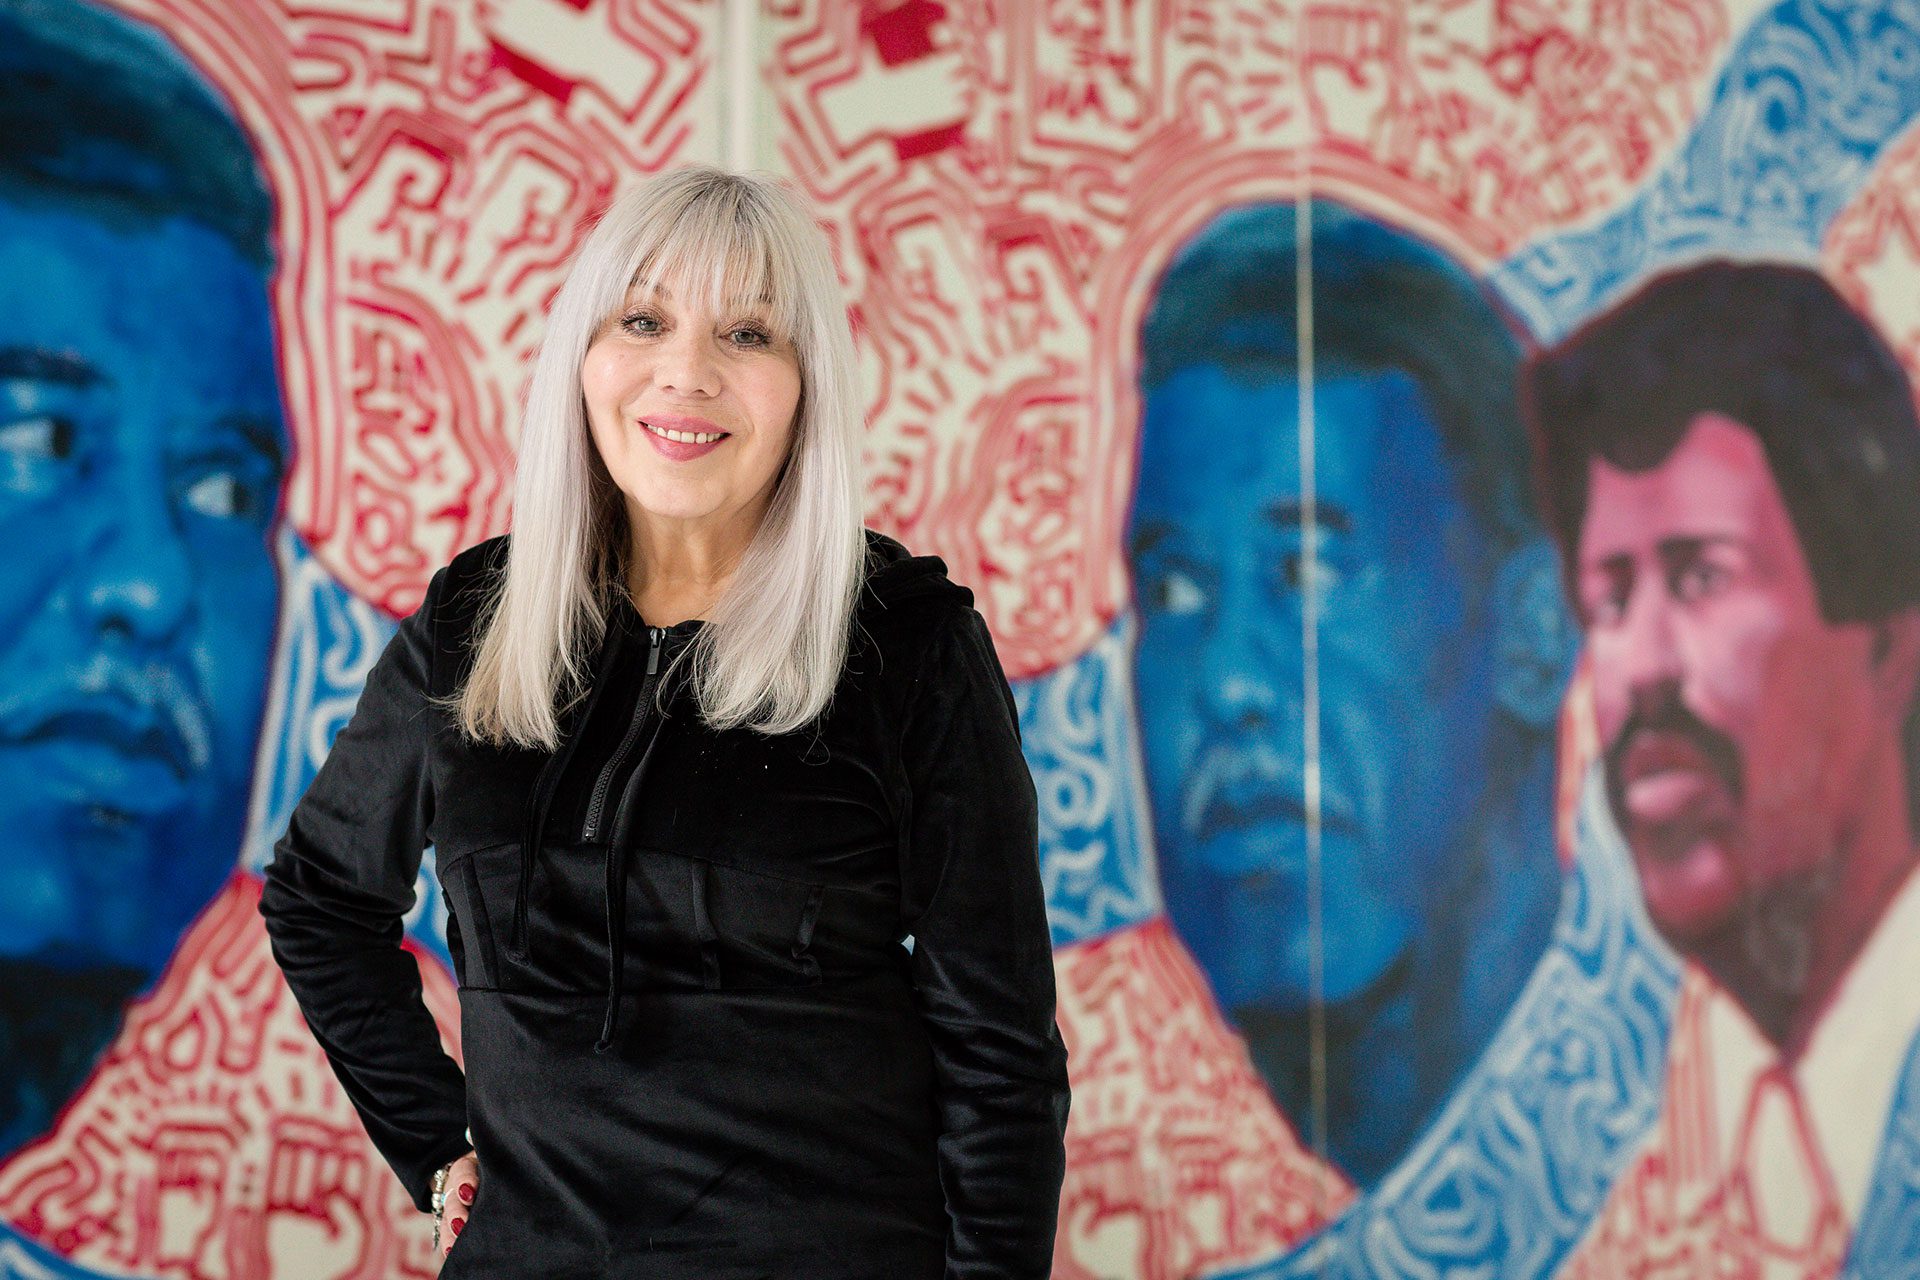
[897,604,1070,1279]
[257,566,471,1215]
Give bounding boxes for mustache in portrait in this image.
[1602,680,1746,820]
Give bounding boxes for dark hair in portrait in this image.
[1522,259,1920,812]
[0,0,272,264]
[1523,260,1920,626]
[1141,201,1541,568]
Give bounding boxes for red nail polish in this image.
[451,1217,464,1236]
[459,1183,475,1203]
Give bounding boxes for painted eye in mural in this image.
[0,413,77,494]
[180,468,263,521]
[1279,550,1341,596]
[1143,567,1206,616]
[1669,554,1732,605]
[1580,571,1631,629]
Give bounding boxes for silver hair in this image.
[446,164,866,748]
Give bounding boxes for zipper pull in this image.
[647,626,663,675]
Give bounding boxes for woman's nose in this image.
[654,329,720,398]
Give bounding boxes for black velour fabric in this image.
[258,528,1069,1278]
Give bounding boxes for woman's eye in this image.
[730,327,771,347]
[621,312,661,335]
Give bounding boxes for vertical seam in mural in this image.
[1294,60,1331,1241]
[724,0,757,172]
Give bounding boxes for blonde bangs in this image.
[617,177,809,351]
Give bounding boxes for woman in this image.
[258,164,1069,1278]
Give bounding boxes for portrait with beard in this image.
[0,0,288,1155]
[1123,201,1580,1186]
[1526,260,1920,1052]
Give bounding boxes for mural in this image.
[1537,259,1920,1276]
[5,0,1920,1278]
[0,0,287,1161]
[1127,201,1570,1191]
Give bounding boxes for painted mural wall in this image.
[3,1,1919,1277]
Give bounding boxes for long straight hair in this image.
[448,165,867,749]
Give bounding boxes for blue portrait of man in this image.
[1124,200,1577,1186]
[0,0,288,1156]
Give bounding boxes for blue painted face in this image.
[1127,365,1501,1014]
[0,193,286,974]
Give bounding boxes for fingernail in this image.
[451,1217,464,1236]
[459,1183,475,1203]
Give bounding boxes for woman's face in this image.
[581,278,802,544]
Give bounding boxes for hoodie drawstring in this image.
[688,858,722,990]
[510,621,629,964]
[594,713,670,1053]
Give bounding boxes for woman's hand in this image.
[434,1150,480,1261]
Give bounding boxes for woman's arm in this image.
[257,566,471,1215]
[898,605,1071,1279]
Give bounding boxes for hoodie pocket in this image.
[436,840,515,987]
[671,853,829,989]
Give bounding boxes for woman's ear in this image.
[1491,537,1581,729]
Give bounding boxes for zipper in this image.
[581,625,664,842]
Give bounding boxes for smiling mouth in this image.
[641,420,730,444]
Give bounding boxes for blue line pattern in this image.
[1016,606,1165,948]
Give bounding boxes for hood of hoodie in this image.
[860,528,972,613]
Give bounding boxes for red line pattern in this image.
[0,873,464,1278]
[102,0,717,618]
[1052,919,1352,1278]
[767,0,1727,680]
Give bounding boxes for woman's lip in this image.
[640,419,729,460]
[642,414,728,436]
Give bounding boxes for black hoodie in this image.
[258,528,1069,1279]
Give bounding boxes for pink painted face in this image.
[1576,413,1890,944]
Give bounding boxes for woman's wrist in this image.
[429,1131,475,1250]
[429,1136,474,1207]
[430,1156,459,1210]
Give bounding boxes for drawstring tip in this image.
[594,1008,618,1054]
